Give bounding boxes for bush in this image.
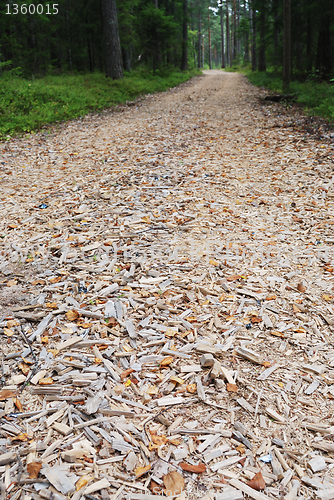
[0,67,201,139]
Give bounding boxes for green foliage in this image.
[0,68,200,139]
[227,66,334,122]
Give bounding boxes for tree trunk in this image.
[101,0,123,79]
[258,4,266,71]
[244,0,249,63]
[282,0,291,91]
[208,8,212,69]
[233,0,237,61]
[226,0,230,66]
[66,0,72,72]
[273,9,279,69]
[251,7,257,71]
[306,13,312,72]
[198,11,202,69]
[181,0,188,70]
[221,4,225,68]
[316,11,332,79]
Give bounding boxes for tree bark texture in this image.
[181,0,188,70]
[282,0,291,91]
[226,0,230,66]
[221,4,225,68]
[251,7,257,71]
[198,12,202,68]
[258,4,266,71]
[101,0,123,79]
[208,9,212,69]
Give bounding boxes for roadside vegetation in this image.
[0,68,200,139]
[225,64,334,123]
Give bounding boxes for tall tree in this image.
[282,0,291,91]
[101,0,123,79]
[258,2,266,71]
[226,0,230,66]
[181,0,188,70]
[251,4,257,71]
[221,3,225,68]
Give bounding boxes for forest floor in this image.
[1,70,334,500]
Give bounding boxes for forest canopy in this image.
[1,0,333,82]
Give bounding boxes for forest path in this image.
[0,70,334,499]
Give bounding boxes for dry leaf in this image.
[247,471,266,491]
[18,362,30,375]
[66,310,79,321]
[250,316,262,323]
[160,356,173,366]
[163,471,185,497]
[180,462,206,473]
[186,383,197,394]
[0,389,16,400]
[14,398,23,412]
[76,475,92,491]
[270,331,285,338]
[11,433,29,442]
[135,464,152,477]
[3,327,14,337]
[27,462,42,479]
[297,283,306,293]
[39,377,53,385]
[226,383,238,392]
[150,430,167,446]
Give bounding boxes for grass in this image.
[0,67,201,139]
[224,64,334,123]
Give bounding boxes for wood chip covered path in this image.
[1,70,334,500]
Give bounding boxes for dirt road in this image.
[1,70,334,499]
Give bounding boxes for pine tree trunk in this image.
[282,0,291,91]
[101,0,123,79]
[181,0,188,70]
[244,0,249,63]
[221,5,225,68]
[316,11,332,78]
[233,0,237,61]
[198,11,202,69]
[306,13,312,72]
[226,0,230,66]
[258,5,266,71]
[251,7,257,71]
[208,9,212,69]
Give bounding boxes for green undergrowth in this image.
[224,65,334,123]
[0,67,201,139]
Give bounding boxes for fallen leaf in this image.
[250,316,262,324]
[66,310,79,321]
[226,383,238,392]
[11,433,29,442]
[27,462,42,479]
[180,462,206,473]
[46,302,58,309]
[18,363,30,375]
[76,475,92,491]
[150,480,163,495]
[186,383,197,394]
[160,356,173,366]
[270,331,285,338]
[297,283,306,293]
[163,471,185,497]
[3,327,14,337]
[135,464,152,478]
[323,294,333,302]
[14,398,23,412]
[39,377,53,385]
[150,430,167,446]
[0,390,16,400]
[247,471,266,491]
